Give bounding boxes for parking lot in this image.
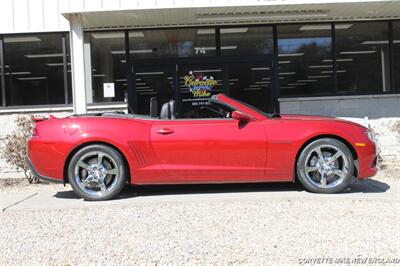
[1,170,399,265]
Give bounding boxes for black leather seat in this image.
[160,100,176,119]
[149,97,158,118]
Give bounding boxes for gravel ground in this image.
[1,171,399,265]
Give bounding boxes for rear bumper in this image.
[27,137,66,182]
[26,157,63,184]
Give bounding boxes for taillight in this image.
[32,117,44,137]
[32,126,39,137]
[33,117,46,122]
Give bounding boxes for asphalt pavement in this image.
[1,177,397,212]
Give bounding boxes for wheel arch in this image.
[294,134,359,180]
[63,141,131,184]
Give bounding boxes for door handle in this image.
[157,128,175,135]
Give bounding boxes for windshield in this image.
[219,95,271,118]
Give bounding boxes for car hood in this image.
[280,114,338,121]
[279,114,367,129]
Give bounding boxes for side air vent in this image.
[128,142,146,167]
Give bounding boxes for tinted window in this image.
[278,24,333,97]
[180,101,233,119]
[85,32,126,103]
[229,62,273,113]
[4,33,66,106]
[0,37,3,106]
[178,65,223,118]
[335,22,390,94]
[134,65,175,115]
[129,28,216,59]
[220,26,273,56]
[66,34,72,104]
[394,21,400,92]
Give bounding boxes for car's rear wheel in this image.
[296,138,354,193]
[68,144,127,201]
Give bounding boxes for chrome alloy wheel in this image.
[304,144,349,189]
[74,151,119,197]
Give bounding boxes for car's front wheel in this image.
[296,138,354,193]
[68,144,127,201]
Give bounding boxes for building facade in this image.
[0,0,400,174]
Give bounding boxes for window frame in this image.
[391,20,400,93]
[276,22,335,98]
[0,31,70,108]
[0,35,5,107]
[333,21,392,95]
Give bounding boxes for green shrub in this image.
[0,115,38,183]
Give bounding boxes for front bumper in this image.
[26,157,63,184]
[356,141,378,179]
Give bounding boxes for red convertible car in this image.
[27,94,377,200]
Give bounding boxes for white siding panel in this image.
[102,0,120,10]
[119,0,138,9]
[29,0,44,31]
[59,0,73,31]
[138,0,156,8]
[0,0,69,34]
[174,0,193,8]
[83,0,102,10]
[76,0,86,10]
[58,15,70,32]
[155,0,174,8]
[43,0,60,31]
[67,0,84,11]
[0,0,14,33]
[58,0,71,11]
[13,0,29,32]
[193,0,211,6]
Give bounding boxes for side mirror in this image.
[232,111,253,122]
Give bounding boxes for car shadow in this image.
[54,182,303,200]
[53,178,390,201]
[341,178,391,194]
[124,182,303,198]
[54,190,80,199]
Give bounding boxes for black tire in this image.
[296,138,354,193]
[68,144,127,201]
